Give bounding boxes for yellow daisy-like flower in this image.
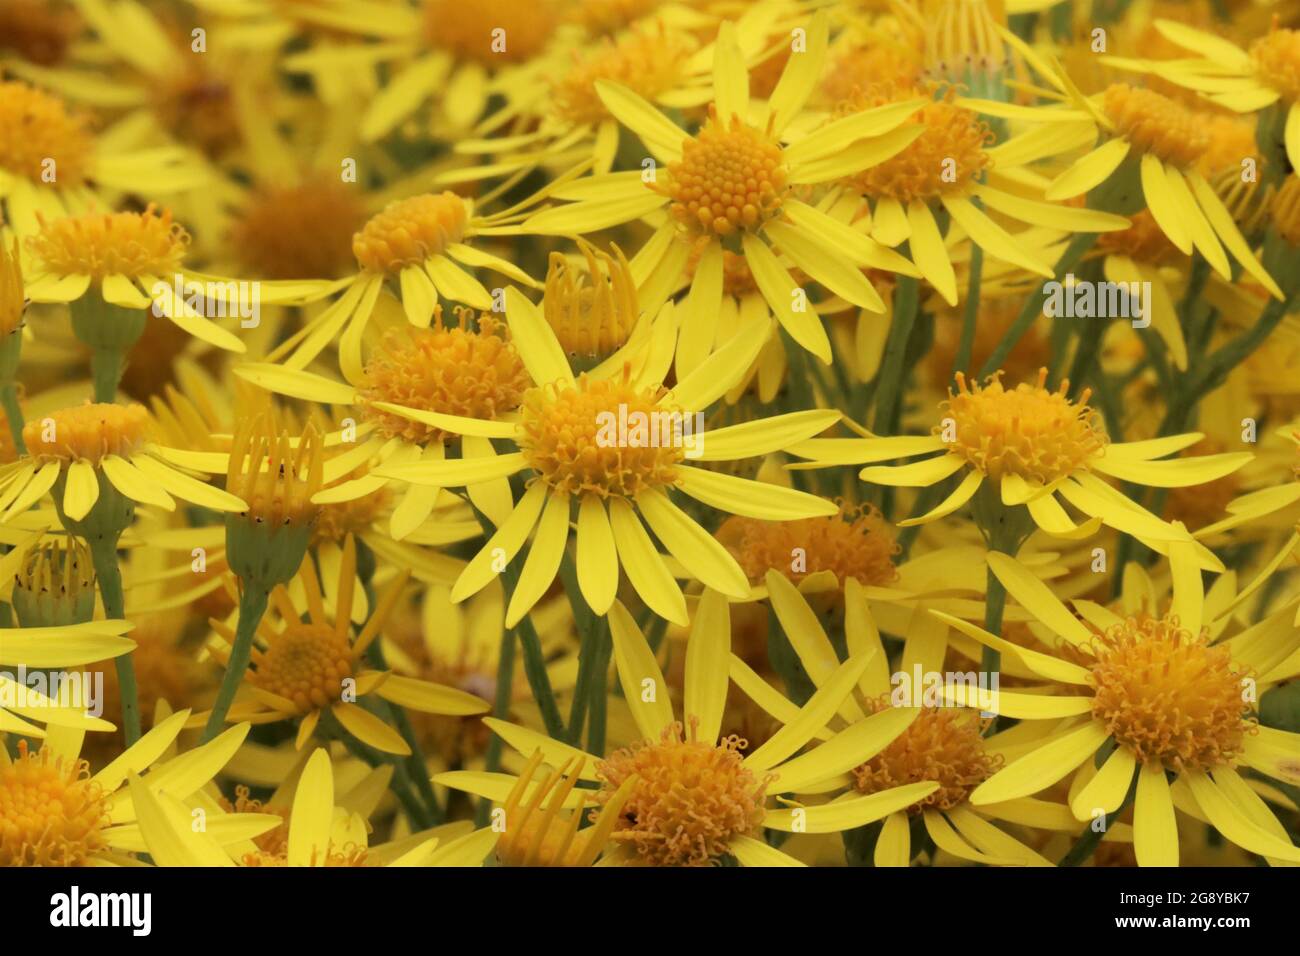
[0,80,207,237]
[447,22,701,183]
[827,81,1130,308]
[928,549,1300,867]
[995,28,1284,299]
[437,593,936,866]
[198,535,490,754]
[0,401,247,522]
[1,712,269,866]
[23,205,336,354]
[759,570,1131,866]
[789,368,1250,549]
[523,12,928,372]
[271,189,549,382]
[236,305,532,542]
[149,748,465,867]
[368,287,841,627]
[1107,21,1300,173]
[278,0,560,137]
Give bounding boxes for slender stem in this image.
[473,509,564,738]
[323,709,432,829]
[951,243,983,382]
[352,538,442,823]
[872,276,919,436]
[478,601,518,828]
[88,537,140,745]
[201,585,270,743]
[89,349,125,404]
[0,382,24,454]
[978,232,1096,380]
[586,618,611,757]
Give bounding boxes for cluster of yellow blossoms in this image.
[2,0,1300,872]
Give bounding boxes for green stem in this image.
[89,349,125,404]
[951,242,983,382]
[872,276,919,436]
[478,599,518,827]
[201,585,269,743]
[473,509,564,738]
[0,382,24,454]
[88,537,140,745]
[978,232,1097,380]
[323,708,432,829]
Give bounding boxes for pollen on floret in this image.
[1251,27,1300,101]
[656,107,788,238]
[352,192,470,275]
[716,502,900,589]
[357,309,531,444]
[851,700,1002,812]
[837,84,991,203]
[542,241,639,361]
[519,369,684,498]
[596,719,771,867]
[0,741,110,867]
[0,81,93,186]
[938,368,1107,484]
[1088,614,1253,771]
[28,205,189,280]
[232,176,367,280]
[553,27,692,126]
[1102,84,1209,168]
[421,0,556,65]
[251,621,354,714]
[23,402,151,465]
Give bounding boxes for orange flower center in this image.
[23,402,150,464]
[358,312,530,443]
[1252,28,1300,101]
[232,176,367,280]
[1102,83,1208,168]
[421,0,556,65]
[28,206,188,280]
[0,741,109,867]
[717,503,900,588]
[657,109,788,238]
[1089,614,1252,771]
[0,81,92,187]
[519,371,685,498]
[938,368,1107,484]
[352,192,469,275]
[252,622,354,714]
[596,721,770,866]
[851,702,1002,812]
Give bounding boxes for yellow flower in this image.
[523,12,926,371]
[369,288,840,626]
[0,401,246,523]
[790,368,1250,549]
[928,549,1300,867]
[437,592,936,866]
[0,712,267,866]
[199,535,489,754]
